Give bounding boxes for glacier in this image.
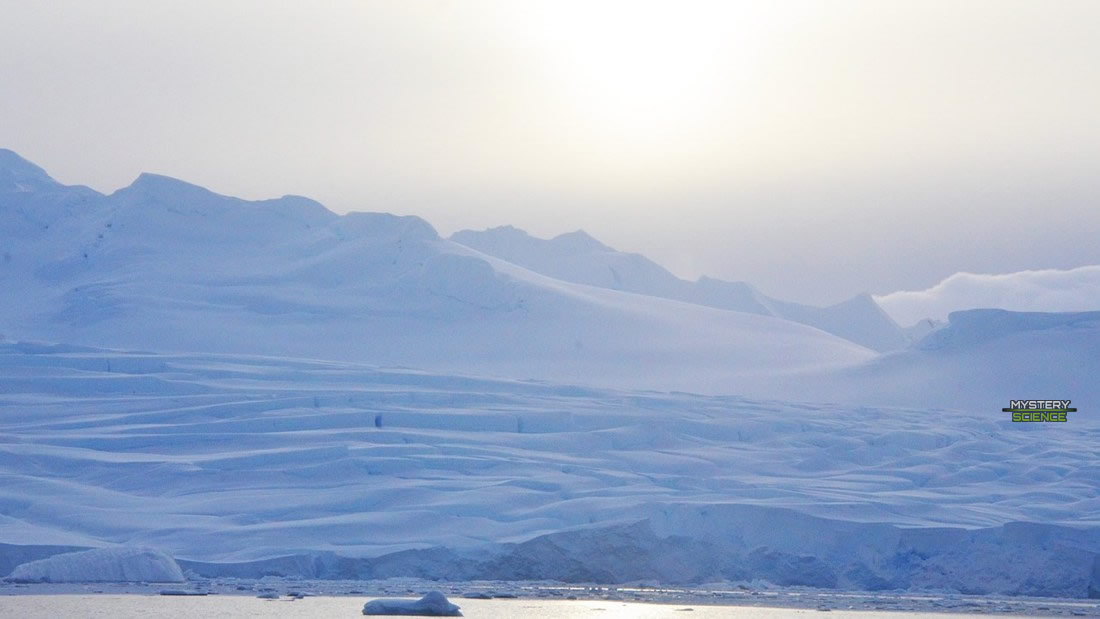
[1,342,1098,597]
[5,547,184,583]
[2,149,1099,598]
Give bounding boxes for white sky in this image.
[2,0,1098,303]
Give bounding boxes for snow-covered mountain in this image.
[450,225,691,299]
[0,149,874,396]
[4,149,1100,597]
[807,308,1100,409]
[452,226,909,352]
[3,146,1095,406]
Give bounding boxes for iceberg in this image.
[363,591,462,616]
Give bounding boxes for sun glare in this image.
[524,1,775,151]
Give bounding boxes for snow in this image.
[0,342,1098,596]
[452,226,909,352]
[875,265,1100,326]
[450,226,686,300]
[363,591,462,616]
[0,148,73,194]
[801,308,1100,409]
[0,153,875,397]
[2,149,1099,597]
[5,547,184,583]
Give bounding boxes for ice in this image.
[5,547,184,583]
[802,308,1100,408]
[0,343,1098,595]
[0,150,874,397]
[363,591,462,616]
[875,265,1100,326]
[2,149,1099,597]
[451,226,909,352]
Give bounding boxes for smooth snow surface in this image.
[802,308,1100,409]
[0,150,873,396]
[452,226,909,352]
[363,591,462,616]
[5,547,184,583]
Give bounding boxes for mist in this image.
[2,0,1098,303]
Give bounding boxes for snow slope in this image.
[876,265,1100,326]
[4,150,1099,596]
[1,342,1097,597]
[450,226,692,300]
[5,547,184,583]
[801,309,1100,409]
[0,150,872,396]
[452,226,909,352]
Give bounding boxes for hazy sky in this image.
[2,0,1098,304]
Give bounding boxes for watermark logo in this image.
[1003,400,1076,422]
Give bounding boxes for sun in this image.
[522,1,773,151]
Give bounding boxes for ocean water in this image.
[0,595,1048,618]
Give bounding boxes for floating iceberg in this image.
[363,591,462,616]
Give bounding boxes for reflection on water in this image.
[0,595,1049,618]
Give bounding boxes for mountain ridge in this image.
[4,147,1096,405]
[452,225,909,351]
[0,149,875,396]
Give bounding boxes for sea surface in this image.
[0,595,1078,618]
